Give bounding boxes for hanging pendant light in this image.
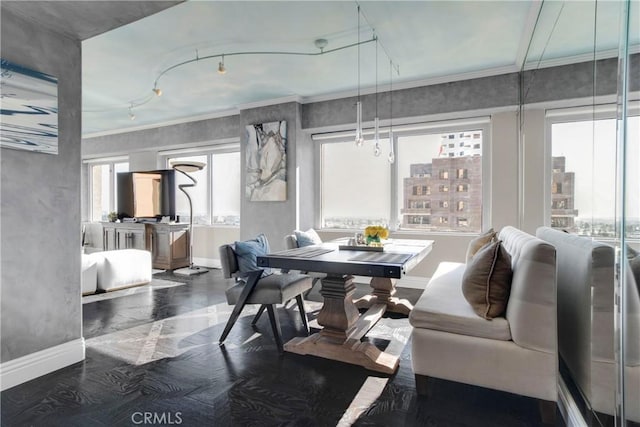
[388,59,395,164]
[373,35,381,157]
[355,5,365,147]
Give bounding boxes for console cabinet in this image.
[102,222,189,270]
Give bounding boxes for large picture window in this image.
[318,119,487,233]
[549,114,639,237]
[89,160,129,222]
[165,147,241,226]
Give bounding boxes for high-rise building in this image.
[551,156,578,230]
[401,132,482,231]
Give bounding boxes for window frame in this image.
[159,143,241,227]
[85,156,129,222]
[314,117,491,234]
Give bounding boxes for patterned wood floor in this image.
[1,269,563,426]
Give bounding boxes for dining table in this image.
[257,238,433,374]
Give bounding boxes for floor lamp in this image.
[171,161,208,276]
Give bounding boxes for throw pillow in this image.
[234,234,272,277]
[294,228,322,247]
[462,240,513,320]
[465,228,497,263]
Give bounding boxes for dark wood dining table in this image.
[257,238,433,373]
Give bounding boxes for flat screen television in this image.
[116,170,176,220]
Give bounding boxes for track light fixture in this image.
[218,54,226,74]
[112,3,400,140]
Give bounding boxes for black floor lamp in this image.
[171,160,208,276]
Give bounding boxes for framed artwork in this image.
[0,58,58,155]
[245,120,287,201]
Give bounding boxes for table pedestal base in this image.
[354,277,414,315]
[284,334,399,374]
[285,274,398,374]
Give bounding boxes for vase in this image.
[366,235,380,245]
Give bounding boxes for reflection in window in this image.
[549,117,640,236]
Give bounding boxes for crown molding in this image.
[82,108,239,139]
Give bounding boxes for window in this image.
[457,218,469,227]
[318,120,487,233]
[397,127,484,232]
[165,147,241,226]
[549,116,640,236]
[89,160,129,221]
[321,139,391,228]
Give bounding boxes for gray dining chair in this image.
[218,244,312,352]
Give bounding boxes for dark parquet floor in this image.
[1,269,564,426]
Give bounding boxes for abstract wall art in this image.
[245,120,287,201]
[0,58,59,155]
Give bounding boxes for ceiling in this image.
[6,1,638,137]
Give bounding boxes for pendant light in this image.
[354,5,365,147]
[373,35,381,157]
[388,59,395,164]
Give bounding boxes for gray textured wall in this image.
[302,73,520,129]
[82,115,240,158]
[239,103,300,251]
[1,9,82,362]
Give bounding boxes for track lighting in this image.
[152,87,162,96]
[218,55,226,74]
[129,106,136,121]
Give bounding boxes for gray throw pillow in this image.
[465,228,496,263]
[462,240,513,320]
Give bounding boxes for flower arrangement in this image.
[364,225,389,245]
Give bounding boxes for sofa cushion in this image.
[410,262,512,341]
[234,234,271,277]
[462,240,513,319]
[465,228,496,262]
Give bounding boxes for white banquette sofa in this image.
[537,226,639,423]
[409,226,558,415]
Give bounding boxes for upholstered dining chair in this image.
[218,241,312,352]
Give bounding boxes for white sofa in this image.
[537,227,640,423]
[81,249,152,294]
[409,226,558,409]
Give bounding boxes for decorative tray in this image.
[338,244,384,252]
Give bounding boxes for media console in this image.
[102,222,189,270]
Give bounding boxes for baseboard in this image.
[192,257,221,269]
[558,376,588,427]
[0,338,85,391]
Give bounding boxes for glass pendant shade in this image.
[373,117,381,156]
[388,129,395,163]
[355,101,364,146]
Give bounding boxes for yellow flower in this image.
[365,225,389,239]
